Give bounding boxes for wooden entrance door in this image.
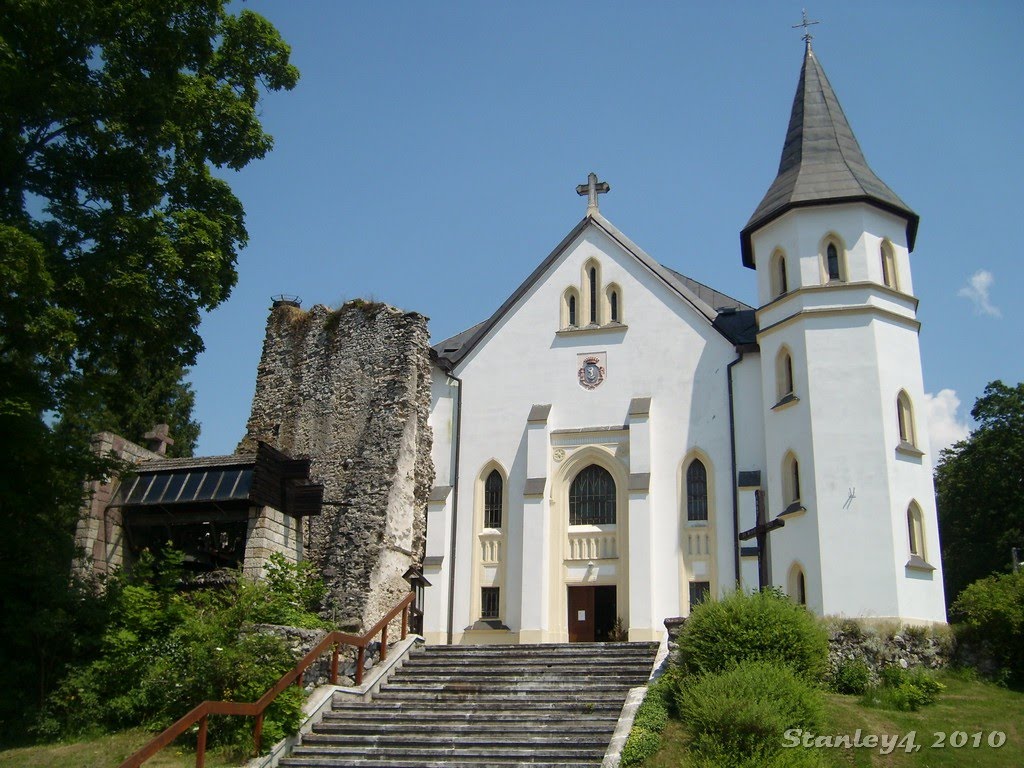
[567,586,595,643]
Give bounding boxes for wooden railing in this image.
[118,592,416,768]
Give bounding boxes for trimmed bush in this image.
[620,728,662,767]
[951,570,1024,686]
[678,589,829,681]
[675,660,825,766]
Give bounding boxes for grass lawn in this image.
[0,729,242,768]
[641,670,1022,767]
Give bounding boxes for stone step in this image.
[286,749,606,761]
[390,674,644,686]
[379,679,638,692]
[314,721,615,736]
[400,659,653,673]
[369,690,629,704]
[302,733,607,748]
[324,703,622,719]
[280,759,594,768]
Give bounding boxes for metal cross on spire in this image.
[792,8,820,45]
[576,172,610,213]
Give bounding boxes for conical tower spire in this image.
[740,44,918,267]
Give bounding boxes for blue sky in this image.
[191,1,1023,456]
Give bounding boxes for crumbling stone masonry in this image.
[239,300,433,633]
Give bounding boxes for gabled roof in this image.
[433,212,756,369]
[740,43,918,268]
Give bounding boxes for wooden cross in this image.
[576,172,610,212]
[792,9,821,44]
[738,488,785,590]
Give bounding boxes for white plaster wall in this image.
[442,221,738,641]
[730,353,767,593]
[752,204,945,623]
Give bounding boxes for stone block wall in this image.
[239,300,433,632]
[74,432,160,576]
[243,505,304,578]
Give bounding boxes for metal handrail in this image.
[118,591,415,768]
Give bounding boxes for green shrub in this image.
[39,549,332,754]
[676,660,825,766]
[829,658,872,694]
[861,665,945,711]
[951,570,1024,686]
[678,589,829,681]
[621,728,662,767]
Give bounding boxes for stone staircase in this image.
[279,641,659,768]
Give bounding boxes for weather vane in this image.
[792,9,820,44]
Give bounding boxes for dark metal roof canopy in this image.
[114,442,323,518]
[740,43,919,268]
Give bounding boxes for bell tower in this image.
[740,40,946,622]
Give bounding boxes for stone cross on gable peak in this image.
[144,423,175,456]
[576,172,610,213]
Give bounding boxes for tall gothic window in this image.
[826,243,841,281]
[610,290,619,322]
[569,465,616,525]
[907,501,925,559]
[897,391,916,447]
[784,452,801,504]
[589,267,597,324]
[484,469,503,529]
[686,459,708,521]
[771,250,788,297]
[568,295,577,327]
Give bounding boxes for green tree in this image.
[0,0,298,741]
[936,380,1024,605]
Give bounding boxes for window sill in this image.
[778,501,806,519]
[556,323,628,337]
[771,393,799,411]
[905,555,936,572]
[685,519,709,527]
[896,442,925,458]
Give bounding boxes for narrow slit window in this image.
[610,291,619,322]
[826,243,841,281]
[569,295,577,326]
[589,267,597,324]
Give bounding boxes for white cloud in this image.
[957,269,1001,317]
[923,389,970,455]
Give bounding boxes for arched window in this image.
[826,243,840,281]
[907,501,925,559]
[788,563,807,605]
[783,452,801,505]
[771,250,788,297]
[610,290,618,321]
[897,391,916,447]
[686,459,708,521]
[776,347,795,401]
[561,287,580,329]
[569,464,616,525]
[881,241,898,289]
[605,282,623,324]
[589,266,598,324]
[484,469,503,529]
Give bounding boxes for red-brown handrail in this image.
[118,592,415,768]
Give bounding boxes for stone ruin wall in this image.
[239,301,433,633]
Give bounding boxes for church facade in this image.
[422,42,947,645]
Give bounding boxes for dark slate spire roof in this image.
[740,43,919,268]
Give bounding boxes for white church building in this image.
[422,41,946,645]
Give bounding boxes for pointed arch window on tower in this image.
[826,242,842,281]
[771,251,789,297]
[569,295,577,326]
[907,502,925,559]
[570,465,616,525]
[484,469,503,529]
[686,459,709,521]
[775,348,796,404]
[881,241,898,290]
[783,452,801,506]
[897,391,917,447]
